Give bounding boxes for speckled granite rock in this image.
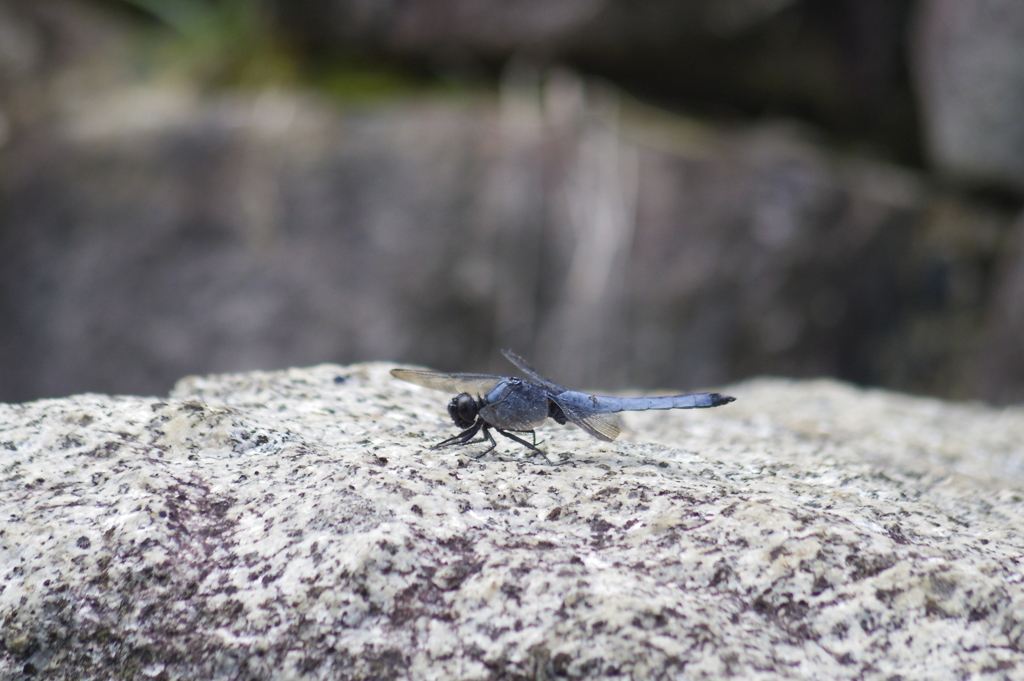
[2,364,1024,679]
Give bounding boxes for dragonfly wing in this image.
[552,394,622,442]
[577,411,621,441]
[500,350,567,393]
[390,369,505,395]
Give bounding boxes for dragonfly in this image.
[391,350,735,456]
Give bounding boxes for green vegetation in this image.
[111,0,296,88]
[102,0,458,101]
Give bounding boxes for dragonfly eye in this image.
[448,393,478,428]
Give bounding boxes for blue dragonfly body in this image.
[391,350,735,455]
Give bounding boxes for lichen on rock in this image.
[1,364,1023,679]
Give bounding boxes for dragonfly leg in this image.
[432,419,499,458]
[432,421,482,449]
[495,428,543,454]
[470,426,498,458]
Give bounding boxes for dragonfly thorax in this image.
[447,393,479,428]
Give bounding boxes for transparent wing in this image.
[500,349,567,393]
[577,412,622,441]
[390,369,505,395]
[552,396,622,442]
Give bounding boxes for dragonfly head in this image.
[448,393,479,428]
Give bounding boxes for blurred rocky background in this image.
[1,0,1023,404]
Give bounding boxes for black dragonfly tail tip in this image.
[710,393,736,406]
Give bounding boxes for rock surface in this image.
[2,363,1024,679]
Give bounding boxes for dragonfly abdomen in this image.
[559,391,734,414]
